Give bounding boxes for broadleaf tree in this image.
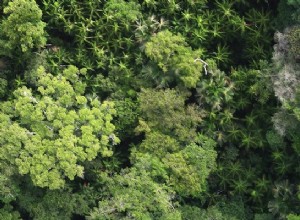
[0,65,119,189]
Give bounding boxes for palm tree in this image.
[216,0,235,19]
[232,177,250,194]
[213,44,231,65]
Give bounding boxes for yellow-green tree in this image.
[0,0,46,57]
[144,30,204,88]
[0,65,119,189]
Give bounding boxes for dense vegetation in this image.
[0,0,299,219]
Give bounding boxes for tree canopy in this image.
[0,0,299,219]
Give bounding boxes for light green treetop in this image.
[0,65,119,189]
[288,214,300,220]
[0,0,46,56]
[104,0,141,22]
[144,30,204,88]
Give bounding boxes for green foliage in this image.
[136,131,180,157]
[254,213,273,220]
[88,168,181,220]
[0,162,20,204]
[41,0,142,80]
[137,88,202,142]
[144,30,203,88]
[287,0,300,22]
[196,60,234,110]
[288,214,300,220]
[276,0,296,29]
[18,186,91,220]
[163,139,217,197]
[0,205,21,220]
[131,133,217,197]
[0,70,7,98]
[181,205,225,220]
[113,98,139,138]
[0,65,119,189]
[181,198,249,220]
[0,0,294,218]
[267,180,299,219]
[104,0,141,22]
[0,0,46,56]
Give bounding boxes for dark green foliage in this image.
[276,0,296,29]
[288,0,300,22]
[0,70,7,98]
[113,98,139,138]
[181,198,250,220]
[181,205,226,220]
[254,213,273,220]
[18,186,91,220]
[267,180,300,219]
